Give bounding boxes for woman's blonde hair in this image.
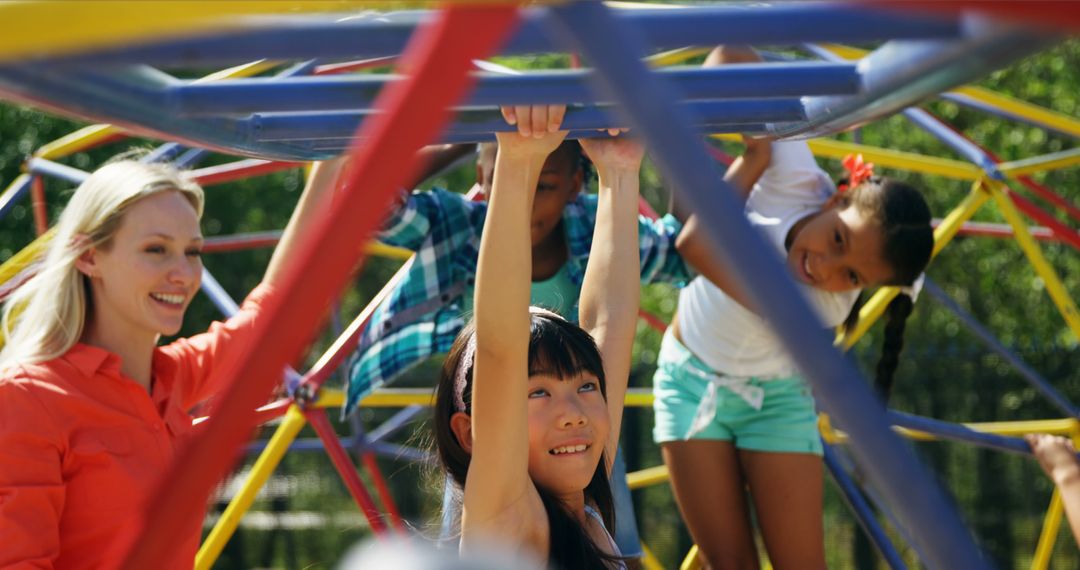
[0,160,204,368]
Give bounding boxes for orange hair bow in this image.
[838,153,875,192]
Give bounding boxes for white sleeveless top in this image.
[677,141,859,378]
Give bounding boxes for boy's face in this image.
[478,143,583,246]
[529,147,582,246]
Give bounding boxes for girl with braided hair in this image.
[655,46,934,570]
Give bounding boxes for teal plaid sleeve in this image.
[344,189,485,413]
[637,213,693,286]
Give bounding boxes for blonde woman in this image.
[0,157,343,568]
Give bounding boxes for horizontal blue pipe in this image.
[305,124,770,149]
[172,63,860,116]
[0,65,322,161]
[923,279,1080,418]
[42,5,961,68]
[824,444,908,570]
[887,411,1032,455]
[251,99,803,142]
[0,174,33,221]
[26,157,90,184]
[772,23,1056,139]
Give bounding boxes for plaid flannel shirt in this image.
[344,188,691,412]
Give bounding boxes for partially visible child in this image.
[1026,433,1080,545]
[432,106,643,568]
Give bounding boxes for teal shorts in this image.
[652,332,823,456]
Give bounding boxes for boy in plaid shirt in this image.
[347,139,691,558]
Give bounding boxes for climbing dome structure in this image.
[1,2,1078,568]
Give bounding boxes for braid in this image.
[875,293,914,402]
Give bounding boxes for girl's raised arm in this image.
[577,137,643,470]
[463,115,568,526]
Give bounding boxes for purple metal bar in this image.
[545,3,987,568]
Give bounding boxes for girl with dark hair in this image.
[432,105,642,570]
[656,46,935,569]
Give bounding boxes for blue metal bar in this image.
[172,63,859,116]
[251,99,803,142]
[887,411,1032,455]
[306,124,770,149]
[902,108,1004,179]
[768,23,1055,139]
[823,443,908,570]
[174,148,210,169]
[924,278,1080,418]
[546,3,987,568]
[0,174,33,221]
[42,5,961,68]
[141,142,187,164]
[26,158,90,185]
[199,266,241,315]
[366,405,426,443]
[0,64,325,161]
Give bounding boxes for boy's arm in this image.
[577,137,642,471]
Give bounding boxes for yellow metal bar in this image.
[627,464,669,490]
[709,134,983,181]
[192,59,281,84]
[366,242,413,261]
[195,405,308,570]
[33,125,123,161]
[953,86,1080,140]
[987,180,1080,340]
[315,387,656,409]
[826,418,1078,445]
[837,180,991,349]
[680,544,703,570]
[998,148,1080,178]
[639,542,666,570]
[647,46,711,67]
[804,139,982,181]
[1031,489,1064,570]
[0,2,437,61]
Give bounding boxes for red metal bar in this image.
[638,308,668,333]
[202,231,282,253]
[637,196,659,220]
[361,451,406,532]
[30,175,47,235]
[314,56,398,75]
[114,7,520,567]
[1006,190,1080,251]
[305,408,390,535]
[941,220,1057,241]
[876,1,1080,32]
[927,111,1080,252]
[192,159,301,187]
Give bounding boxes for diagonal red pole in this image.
[113,6,521,567]
[304,408,390,536]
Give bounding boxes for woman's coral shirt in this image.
[0,285,272,569]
